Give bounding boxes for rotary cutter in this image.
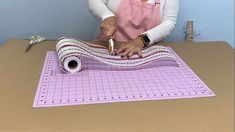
[108,38,116,55]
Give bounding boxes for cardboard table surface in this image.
[0,39,234,132]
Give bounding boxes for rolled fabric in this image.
[56,37,178,73]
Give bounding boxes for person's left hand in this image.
[117,37,145,59]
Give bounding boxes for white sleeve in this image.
[143,0,179,45]
[88,0,116,21]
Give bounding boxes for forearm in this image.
[144,19,177,44]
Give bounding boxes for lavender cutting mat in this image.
[33,49,215,108]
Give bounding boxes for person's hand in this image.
[100,16,117,39]
[117,37,144,59]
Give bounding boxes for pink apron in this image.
[98,0,161,42]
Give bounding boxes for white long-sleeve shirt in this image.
[88,0,179,44]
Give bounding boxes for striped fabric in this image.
[56,38,178,73]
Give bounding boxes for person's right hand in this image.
[100,16,117,40]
